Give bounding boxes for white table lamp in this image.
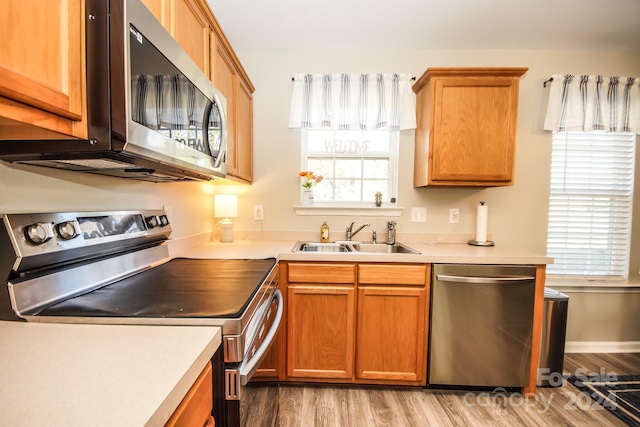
[214,194,238,243]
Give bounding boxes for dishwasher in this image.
[429,264,536,387]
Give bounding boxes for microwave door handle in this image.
[212,94,227,168]
[238,289,283,385]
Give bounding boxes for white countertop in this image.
[180,239,552,265]
[0,322,221,427]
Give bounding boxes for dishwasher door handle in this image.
[436,274,535,284]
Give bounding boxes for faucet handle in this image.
[387,220,396,229]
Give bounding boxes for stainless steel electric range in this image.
[0,209,282,427]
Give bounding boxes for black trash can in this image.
[538,288,569,387]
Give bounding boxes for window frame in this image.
[300,129,399,207]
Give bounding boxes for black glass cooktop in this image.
[39,258,276,318]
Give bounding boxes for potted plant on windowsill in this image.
[299,171,323,205]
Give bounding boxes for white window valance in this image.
[543,74,640,133]
[289,73,416,131]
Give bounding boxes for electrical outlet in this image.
[449,208,460,224]
[411,207,427,223]
[253,205,264,221]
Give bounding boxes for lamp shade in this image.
[214,194,238,218]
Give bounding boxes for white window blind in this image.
[546,132,636,280]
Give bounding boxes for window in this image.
[546,131,636,280]
[301,129,398,205]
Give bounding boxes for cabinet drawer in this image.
[288,263,356,284]
[359,264,427,286]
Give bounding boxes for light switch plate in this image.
[411,207,427,222]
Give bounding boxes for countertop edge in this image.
[179,239,553,265]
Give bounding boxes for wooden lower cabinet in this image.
[281,262,429,386]
[356,264,429,386]
[287,284,356,380]
[166,361,213,427]
[286,263,356,381]
[355,286,427,384]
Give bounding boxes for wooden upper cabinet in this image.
[140,0,165,25]
[0,0,86,139]
[234,77,254,182]
[142,0,211,75]
[170,0,210,74]
[211,39,238,177]
[142,0,211,74]
[413,67,527,187]
[210,32,255,183]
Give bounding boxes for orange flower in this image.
[299,171,323,189]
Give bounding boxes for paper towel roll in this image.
[475,203,488,243]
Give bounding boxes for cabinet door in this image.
[0,0,85,138]
[211,39,238,177]
[413,68,526,187]
[166,361,213,427]
[431,76,518,183]
[234,77,253,182]
[140,0,165,25]
[356,286,427,384]
[168,0,210,74]
[287,285,355,380]
[210,34,254,183]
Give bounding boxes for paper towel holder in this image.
[468,239,495,247]
[468,201,495,246]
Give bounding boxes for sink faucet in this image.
[386,220,396,245]
[346,222,370,241]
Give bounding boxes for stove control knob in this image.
[56,221,80,240]
[159,215,170,227]
[145,215,159,229]
[24,222,54,245]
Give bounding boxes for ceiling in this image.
[207,0,640,53]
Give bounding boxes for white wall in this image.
[0,163,217,240]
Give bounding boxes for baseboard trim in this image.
[565,341,640,353]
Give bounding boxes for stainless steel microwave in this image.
[0,0,227,182]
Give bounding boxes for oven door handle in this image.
[239,289,283,385]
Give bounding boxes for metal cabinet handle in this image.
[436,274,535,284]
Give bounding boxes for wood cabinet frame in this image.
[413,67,527,187]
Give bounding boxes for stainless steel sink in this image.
[292,242,354,252]
[352,242,421,254]
[292,241,420,254]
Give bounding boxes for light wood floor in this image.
[242,353,640,426]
